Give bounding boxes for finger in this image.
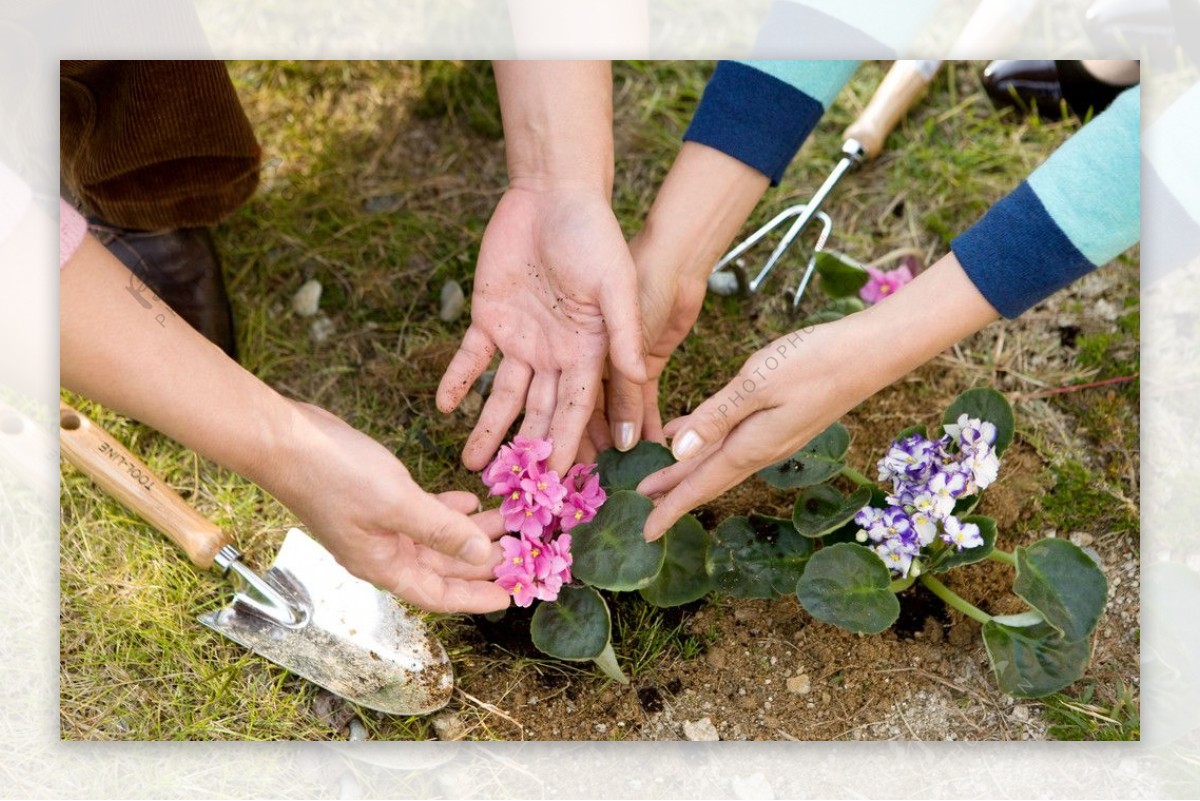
[636,444,711,497]
[436,326,496,414]
[389,569,511,614]
[469,508,508,540]
[640,379,665,443]
[394,488,494,566]
[546,362,602,474]
[410,540,499,581]
[662,370,765,462]
[462,359,532,471]
[436,490,482,516]
[599,269,648,385]
[606,369,644,452]
[585,387,613,454]
[642,448,749,541]
[517,371,559,442]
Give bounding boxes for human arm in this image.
[60,215,509,613]
[637,85,1141,539]
[436,60,646,474]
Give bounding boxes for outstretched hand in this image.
[437,184,646,474]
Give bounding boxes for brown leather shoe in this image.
[88,220,238,360]
[981,60,1130,121]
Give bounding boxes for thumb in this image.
[599,268,648,385]
[397,488,494,567]
[665,370,763,461]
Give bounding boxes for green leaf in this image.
[931,515,997,573]
[570,490,665,591]
[942,387,1016,456]
[795,543,900,634]
[896,424,928,440]
[1013,538,1108,642]
[792,485,874,539]
[800,296,866,326]
[982,615,1091,698]
[596,441,675,492]
[757,422,851,489]
[530,584,611,661]
[640,515,714,607]
[707,515,814,599]
[813,250,870,297]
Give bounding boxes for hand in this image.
[636,253,1001,541]
[636,322,858,541]
[263,401,511,614]
[587,231,709,456]
[437,184,645,474]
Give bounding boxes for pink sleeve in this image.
[60,198,88,269]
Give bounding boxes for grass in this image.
[59,60,1139,740]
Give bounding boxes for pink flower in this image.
[519,462,568,516]
[501,491,555,538]
[559,464,605,532]
[495,568,538,607]
[481,435,555,496]
[859,265,914,304]
[531,533,572,583]
[495,535,533,579]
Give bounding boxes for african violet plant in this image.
[485,388,1108,698]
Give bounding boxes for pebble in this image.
[706,648,727,669]
[292,279,322,316]
[310,315,336,343]
[786,674,811,695]
[439,279,466,322]
[683,717,720,742]
[347,718,368,741]
[1069,531,1095,547]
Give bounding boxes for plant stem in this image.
[889,574,918,593]
[840,465,874,488]
[987,549,1016,567]
[920,574,993,625]
[592,642,629,685]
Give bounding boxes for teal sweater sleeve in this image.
[683,60,858,185]
[951,87,1140,318]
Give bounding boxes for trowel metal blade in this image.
[198,528,453,715]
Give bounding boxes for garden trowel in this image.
[58,401,454,715]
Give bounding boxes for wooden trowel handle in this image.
[59,402,231,569]
[844,59,942,160]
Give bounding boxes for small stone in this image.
[1012,704,1030,722]
[683,717,720,742]
[786,674,811,695]
[310,315,336,343]
[439,279,466,322]
[431,711,466,741]
[347,718,368,741]
[292,279,322,317]
[706,648,727,669]
[1069,531,1094,547]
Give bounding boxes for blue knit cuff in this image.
[683,61,824,186]
[951,182,1096,319]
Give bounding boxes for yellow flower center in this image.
[512,583,523,594]
[511,491,520,500]
[512,556,523,565]
[524,510,533,517]
[531,547,541,558]
[537,481,547,490]
[574,510,583,520]
[511,465,521,473]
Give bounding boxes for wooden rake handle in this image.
[59,402,231,569]
[844,59,942,160]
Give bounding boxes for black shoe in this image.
[88,220,238,360]
[981,60,1131,121]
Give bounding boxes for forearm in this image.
[492,60,613,193]
[60,237,297,488]
[832,251,999,400]
[634,142,770,280]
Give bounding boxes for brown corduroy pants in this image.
[60,60,261,230]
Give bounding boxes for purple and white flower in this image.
[941,515,984,551]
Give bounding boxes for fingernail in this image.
[457,537,492,566]
[672,430,703,460]
[614,421,636,452]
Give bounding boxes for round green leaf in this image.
[570,490,665,591]
[792,485,874,539]
[982,616,1091,698]
[931,515,997,573]
[1013,538,1108,642]
[942,387,1016,456]
[800,296,865,326]
[795,543,900,634]
[640,514,713,607]
[813,250,869,297]
[530,585,611,661]
[757,422,850,489]
[596,441,675,492]
[707,515,813,599]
